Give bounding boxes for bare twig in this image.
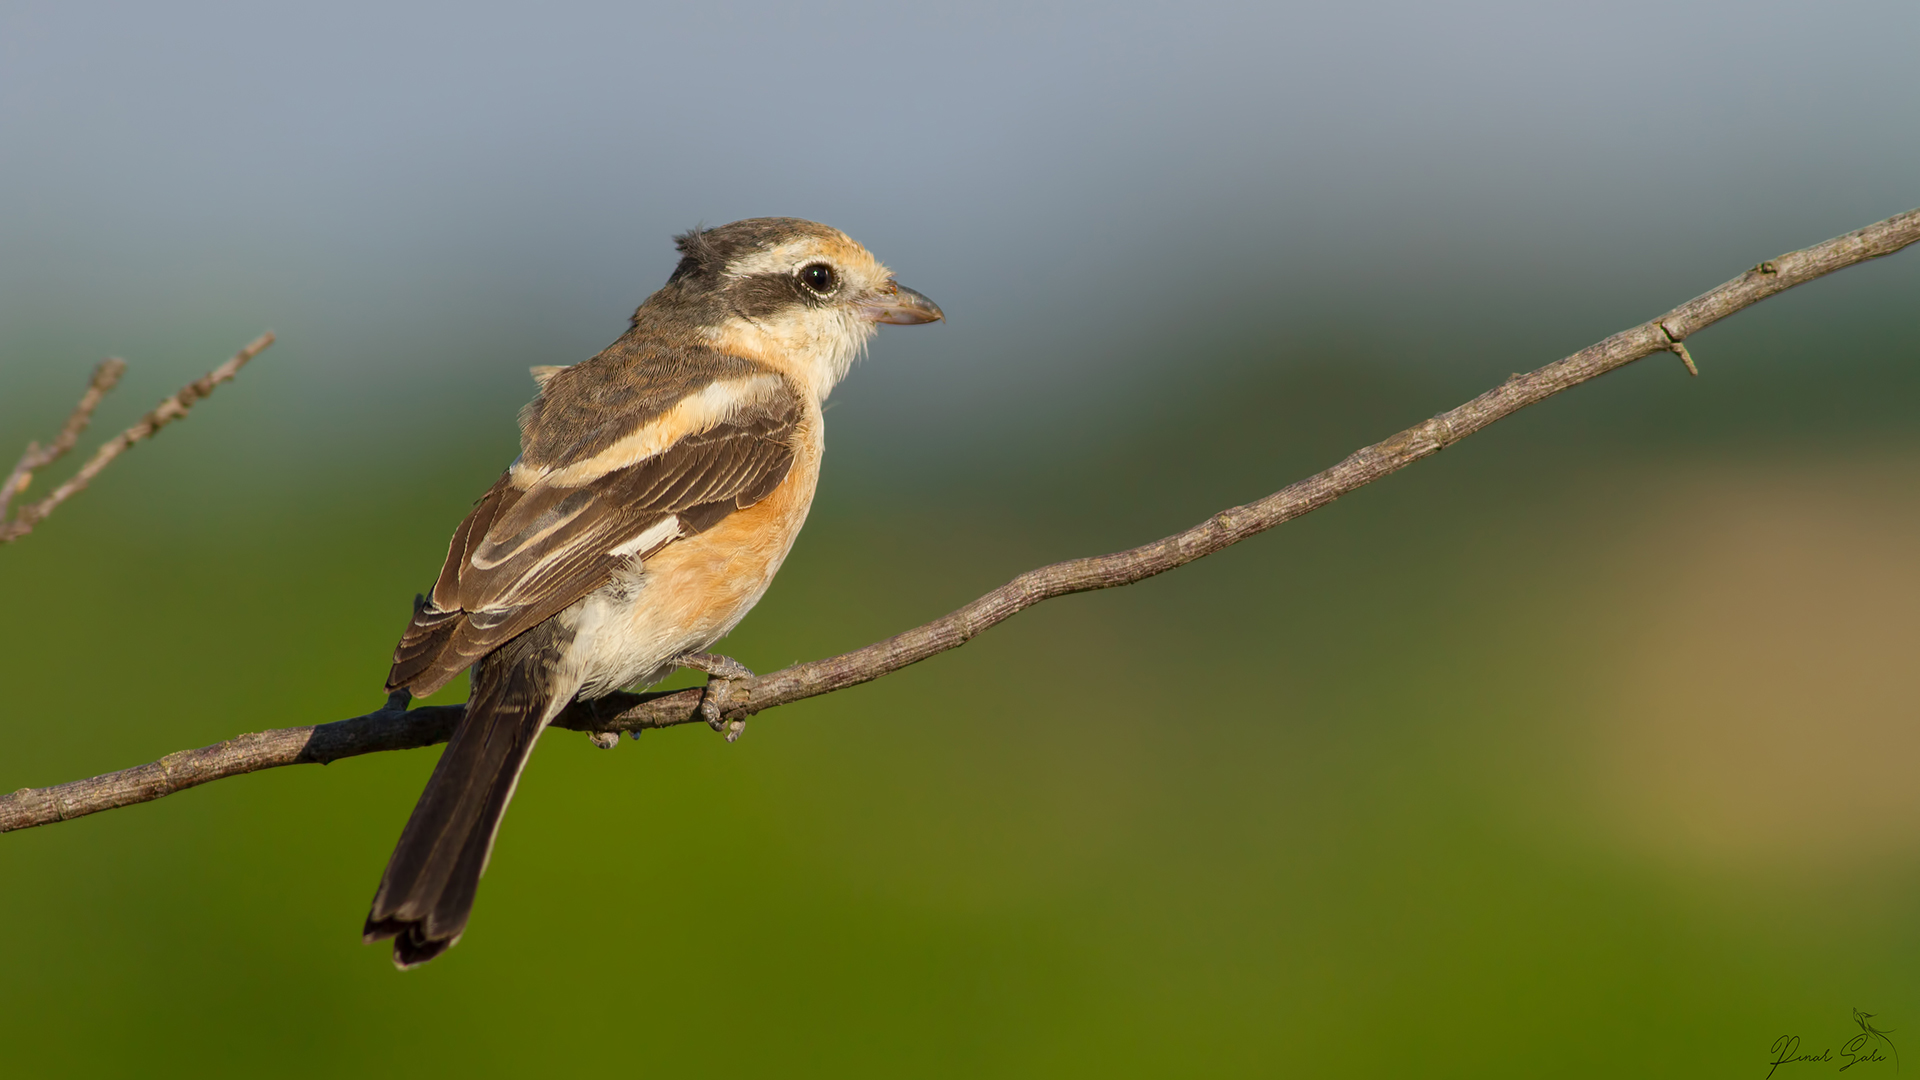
[0,333,275,544]
[0,359,128,521]
[4,208,1919,833]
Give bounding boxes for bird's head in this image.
[638,217,943,401]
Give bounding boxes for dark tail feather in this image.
[364,620,575,968]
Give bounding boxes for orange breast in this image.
[623,413,823,652]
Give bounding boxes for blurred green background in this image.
[4,2,1919,1076]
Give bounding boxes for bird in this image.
[362,217,943,967]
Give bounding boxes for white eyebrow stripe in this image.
[723,241,818,279]
[609,516,680,558]
[510,374,787,489]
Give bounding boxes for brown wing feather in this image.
[388,389,799,697]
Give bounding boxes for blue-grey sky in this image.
[3,1,1916,463]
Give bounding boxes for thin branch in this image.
[5,208,1919,833]
[0,359,128,521]
[0,333,275,544]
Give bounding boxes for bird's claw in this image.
[678,652,754,742]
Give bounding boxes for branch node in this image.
[1659,322,1700,377]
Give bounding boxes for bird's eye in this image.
[798,262,837,295]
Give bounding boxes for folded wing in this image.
[388,375,800,698]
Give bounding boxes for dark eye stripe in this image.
[726,269,837,317]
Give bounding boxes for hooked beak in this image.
[857,280,944,325]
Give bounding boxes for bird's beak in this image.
[858,280,944,325]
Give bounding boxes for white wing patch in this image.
[609,515,681,559]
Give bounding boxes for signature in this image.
[1767,1010,1899,1077]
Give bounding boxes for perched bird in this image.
[363,218,942,967]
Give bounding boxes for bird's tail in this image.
[363,620,576,968]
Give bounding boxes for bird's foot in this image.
[678,652,755,742]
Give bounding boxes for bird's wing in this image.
[388,370,801,697]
